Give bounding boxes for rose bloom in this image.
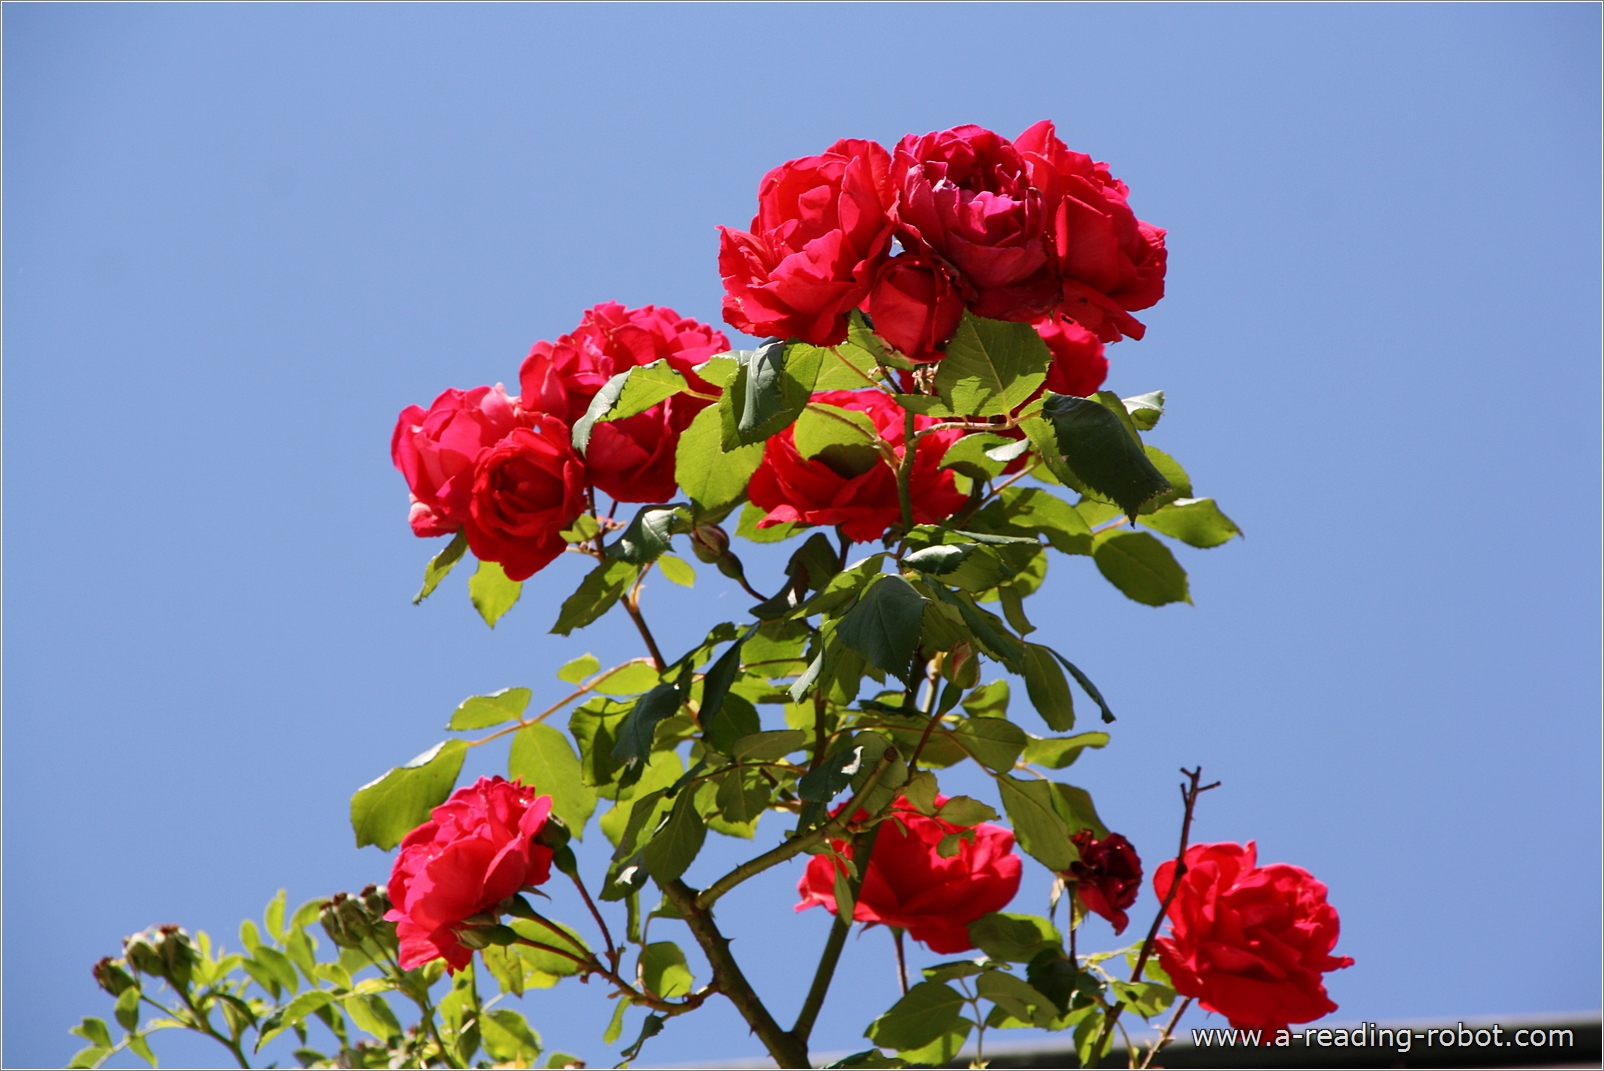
[718,139,895,346]
[1154,841,1353,1033]
[1015,120,1167,343]
[1068,830,1142,935]
[391,384,521,537]
[385,776,556,972]
[890,125,1059,324]
[463,416,587,581]
[519,302,729,503]
[797,795,1022,953]
[866,254,966,361]
[1036,316,1109,397]
[746,390,968,542]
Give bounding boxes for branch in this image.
[695,748,898,912]
[790,823,883,1045]
[622,567,668,672]
[896,406,917,536]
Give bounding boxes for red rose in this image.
[463,416,587,581]
[1036,315,1109,397]
[866,254,966,361]
[718,139,895,346]
[518,302,729,503]
[1015,120,1167,343]
[1067,830,1142,935]
[890,126,1059,323]
[391,385,521,537]
[796,795,1022,953]
[1153,841,1353,1033]
[384,776,556,972]
[746,390,968,542]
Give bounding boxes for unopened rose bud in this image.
[453,922,519,950]
[690,525,730,563]
[320,893,374,950]
[359,885,400,955]
[534,815,571,850]
[93,956,137,997]
[126,926,196,987]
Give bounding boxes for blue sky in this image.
[5,4,1599,1067]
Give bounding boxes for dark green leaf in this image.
[924,584,1024,672]
[730,729,807,761]
[676,405,763,523]
[708,767,771,836]
[1022,645,1075,732]
[903,543,976,575]
[798,738,869,803]
[638,942,693,999]
[1039,647,1115,725]
[469,559,523,628]
[619,1013,666,1063]
[995,775,1077,871]
[967,913,1062,963]
[611,682,684,778]
[824,1050,909,1069]
[1138,497,1242,548]
[1026,948,1079,1015]
[1028,393,1172,521]
[704,692,761,756]
[414,531,468,604]
[351,740,467,850]
[1022,731,1109,769]
[976,970,1057,1028]
[864,981,967,1051]
[962,680,1011,718]
[509,725,598,838]
[836,575,928,685]
[973,486,1092,556]
[721,339,823,448]
[569,698,632,791]
[641,789,706,884]
[606,505,690,565]
[1093,530,1191,606]
[698,624,756,746]
[934,313,1051,416]
[448,687,531,731]
[608,789,670,860]
[551,559,638,635]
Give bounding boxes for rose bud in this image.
[92,956,137,997]
[866,254,965,361]
[690,524,730,563]
[1067,830,1143,935]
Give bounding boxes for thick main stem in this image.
[662,879,810,1068]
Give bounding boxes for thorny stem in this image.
[896,406,917,538]
[175,988,250,1068]
[695,749,898,911]
[1139,996,1195,1069]
[906,657,946,768]
[893,928,909,996]
[810,688,830,773]
[1094,767,1219,1056]
[567,871,619,972]
[791,824,882,1047]
[508,933,709,1018]
[622,566,668,672]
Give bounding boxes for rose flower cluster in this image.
[392,302,728,579]
[719,121,1167,396]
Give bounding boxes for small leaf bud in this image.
[690,525,730,563]
[534,815,572,850]
[92,957,137,997]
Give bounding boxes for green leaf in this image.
[1027,392,1172,521]
[560,513,602,544]
[481,1007,543,1065]
[935,796,999,826]
[736,499,802,543]
[469,559,523,628]
[551,559,638,635]
[923,584,1024,672]
[720,339,823,448]
[793,403,885,478]
[611,682,684,776]
[934,313,1051,416]
[695,353,740,389]
[1022,731,1109,769]
[448,687,532,731]
[996,775,1077,871]
[351,740,467,850]
[977,970,1057,1028]
[657,553,696,587]
[922,959,986,983]
[619,1013,666,1064]
[952,717,1028,772]
[865,980,967,1051]
[1051,782,1110,838]
[264,889,287,938]
[708,767,771,836]
[798,738,869,803]
[570,370,631,454]
[509,725,598,838]
[836,574,928,685]
[1138,497,1242,548]
[903,543,976,575]
[558,654,601,685]
[72,1018,113,1050]
[814,338,880,390]
[1141,445,1193,513]
[343,992,404,1043]
[602,997,629,1046]
[730,729,806,761]
[1027,948,1079,1016]
[938,432,1015,480]
[896,1023,973,1067]
[1093,530,1191,606]
[1022,645,1075,732]
[962,680,1011,718]
[114,988,140,1032]
[638,941,694,999]
[126,1036,157,1068]
[704,692,761,757]
[257,990,335,1050]
[507,918,590,977]
[606,505,690,565]
[594,662,661,696]
[414,531,469,604]
[1111,979,1176,1018]
[606,789,669,856]
[967,913,1062,963]
[676,405,764,524]
[569,698,632,791]
[68,1046,109,1069]
[1038,647,1115,725]
[977,486,1093,556]
[641,788,706,884]
[1123,390,1165,430]
[600,361,691,422]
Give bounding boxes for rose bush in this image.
[745,389,968,542]
[1153,841,1353,1033]
[385,776,556,972]
[797,796,1023,954]
[1068,830,1143,935]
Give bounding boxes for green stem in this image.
[896,406,917,538]
[790,824,882,1046]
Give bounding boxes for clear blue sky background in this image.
[6,5,1599,1067]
